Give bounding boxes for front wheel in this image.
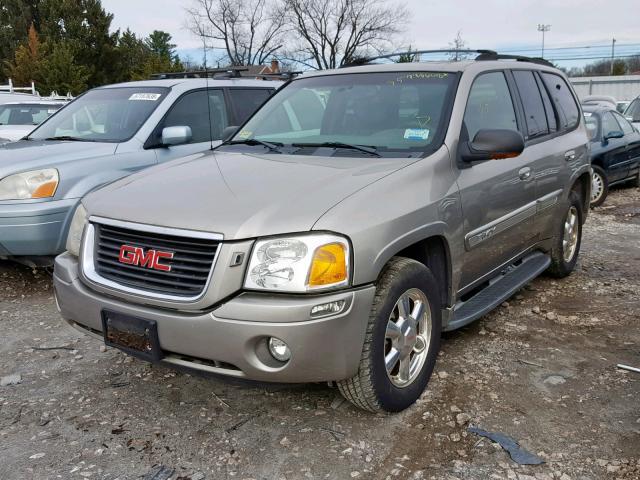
[590,165,608,207]
[547,191,583,278]
[337,257,441,412]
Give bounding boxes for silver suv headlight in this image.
[0,168,59,200]
[244,233,350,293]
[66,203,88,257]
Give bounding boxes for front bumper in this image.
[54,252,376,383]
[0,198,77,256]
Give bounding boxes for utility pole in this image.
[537,24,551,58]
[610,38,616,75]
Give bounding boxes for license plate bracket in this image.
[102,310,163,363]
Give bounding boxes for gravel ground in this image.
[1,186,639,480]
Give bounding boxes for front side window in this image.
[161,89,228,144]
[29,87,169,142]
[540,72,580,130]
[230,72,458,155]
[583,112,599,140]
[464,71,518,141]
[513,70,549,139]
[613,111,635,135]
[602,112,622,136]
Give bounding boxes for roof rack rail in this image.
[150,67,250,80]
[343,49,554,68]
[255,71,303,80]
[474,51,554,67]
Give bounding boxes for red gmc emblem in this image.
[118,245,174,272]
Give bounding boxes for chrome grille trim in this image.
[81,216,223,302]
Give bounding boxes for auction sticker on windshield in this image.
[404,128,430,141]
[129,93,162,101]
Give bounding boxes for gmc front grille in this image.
[92,222,220,298]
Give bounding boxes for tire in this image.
[590,165,608,207]
[337,257,441,413]
[547,191,583,278]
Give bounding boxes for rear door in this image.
[533,71,588,239]
[456,71,538,290]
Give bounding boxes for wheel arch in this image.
[570,170,592,220]
[386,235,453,309]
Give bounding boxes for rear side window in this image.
[535,74,557,133]
[464,71,518,140]
[540,72,580,130]
[513,70,549,139]
[228,89,272,124]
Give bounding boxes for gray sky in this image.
[103,0,640,67]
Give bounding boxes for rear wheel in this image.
[337,257,441,412]
[590,165,608,207]
[547,191,583,278]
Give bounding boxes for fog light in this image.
[268,337,291,362]
[310,300,346,318]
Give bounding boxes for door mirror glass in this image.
[462,129,525,162]
[604,130,624,140]
[161,126,192,146]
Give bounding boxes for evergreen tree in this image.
[3,24,42,87]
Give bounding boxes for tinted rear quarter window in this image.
[513,70,549,139]
[541,72,580,130]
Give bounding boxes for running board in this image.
[445,251,551,331]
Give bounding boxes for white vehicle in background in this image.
[625,96,640,130]
[581,95,617,109]
[0,100,67,143]
[0,79,40,105]
[616,100,630,114]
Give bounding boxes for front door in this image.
[456,71,538,291]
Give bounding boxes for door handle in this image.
[565,150,576,161]
[518,167,532,181]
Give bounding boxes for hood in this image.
[0,125,34,142]
[0,140,117,178]
[84,150,415,240]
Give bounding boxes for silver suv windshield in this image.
[231,71,457,155]
[28,87,169,143]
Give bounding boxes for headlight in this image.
[244,233,350,292]
[66,203,88,257]
[0,168,59,200]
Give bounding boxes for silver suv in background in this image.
[0,77,280,264]
[54,52,591,412]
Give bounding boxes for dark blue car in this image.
[583,105,640,206]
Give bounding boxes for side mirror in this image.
[222,125,240,142]
[604,130,624,141]
[461,129,525,163]
[161,126,192,146]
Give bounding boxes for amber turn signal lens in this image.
[308,242,348,287]
[32,180,58,198]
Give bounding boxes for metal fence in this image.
[570,75,640,101]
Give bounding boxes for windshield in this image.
[29,87,169,142]
[230,72,457,155]
[0,104,62,126]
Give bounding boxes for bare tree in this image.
[281,0,409,70]
[447,30,469,62]
[186,0,285,66]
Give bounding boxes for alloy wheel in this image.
[384,288,432,388]
[562,206,579,263]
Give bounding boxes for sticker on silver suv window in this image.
[129,93,162,101]
[404,128,430,141]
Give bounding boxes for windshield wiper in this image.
[43,136,95,142]
[226,138,283,153]
[294,142,381,157]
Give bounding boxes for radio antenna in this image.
[203,39,214,150]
